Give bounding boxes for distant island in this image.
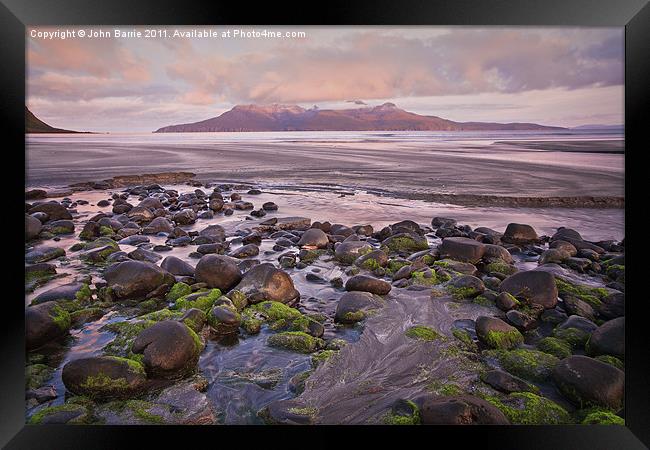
[26,107,86,133]
[154,103,567,133]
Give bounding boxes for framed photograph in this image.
[2,0,648,448]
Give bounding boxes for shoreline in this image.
[26,171,624,209]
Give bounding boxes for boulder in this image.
[104,260,175,300]
[586,317,624,359]
[142,217,174,234]
[233,263,299,304]
[475,316,523,350]
[552,355,624,410]
[195,254,242,290]
[26,215,42,240]
[32,282,89,305]
[438,237,485,263]
[61,356,147,400]
[161,256,195,277]
[198,224,226,242]
[26,302,71,350]
[502,223,538,244]
[413,395,510,425]
[499,270,558,309]
[132,321,202,379]
[345,275,391,295]
[28,201,72,221]
[334,291,383,323]
[297,228,329,248]
[334,241,373,265]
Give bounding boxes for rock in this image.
[26,215,42,240]
[61,356,147,400]
[153,380,216,424]
[28,201,72,221]
[298,228,329,248]
[161,256,195,277]
[142,217,174,234]
[180,308,207,333]
[438,237,485,263]
[431,217,457,228]
[552,355,624,410]
[354,250,388,269]
[173,209,197,225]
[270,217,311,231]
[334,241,372,264]
[26,189,47,200]
[334,291,383,323]
[208,303,241,334]
[483,244,514,263]
[32,282,89,305]
[127,206,155,223]
[381,233,429,253]
[490,348,559,382]
[448,275,485,299]
[118,235,150,246]
[345,275,391,295]
[502,223,538,244]
[198,224,226,242]
[267,332,324,354]
[262,202,278,211]
[481,370,537,394]
[505,310,537,331]
[414,395,510,425]
[234,263,300,304]
[25,246,65,264]
[499,271,558,309]
[475,316,523,350]
[539,248,569,265]
[195,254,242,290]
[599,292,624,319]
[496,292,518,311]
[549,240,578,256]
[230,244,260,259]
[586,317,624,359]
[104,260,175,300]
[132,321,202,379]
[259,399,317,424]
[26,302,71,350]
[563,296,596,321]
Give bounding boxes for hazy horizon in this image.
[27,26,624,132]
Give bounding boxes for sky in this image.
[27,26,624,132]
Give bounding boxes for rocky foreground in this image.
[24,181,625,425]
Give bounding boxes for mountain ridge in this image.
[26,107,83,134]
[154,103,566,133]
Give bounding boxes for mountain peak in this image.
[232,104,306,115]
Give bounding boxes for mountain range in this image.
[26,107,81,133]
[154,103,566,133]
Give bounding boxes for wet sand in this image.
[26,134,624,204]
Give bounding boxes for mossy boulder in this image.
[267,331,325,353]
[245,301,323,337]
[61,356,148,400]
[166,282,192,302]
[384,399,420,425]
[537,337,572,359]
[413,394,510,425]
[234,263,300,304]
[26,302,71,351]
[448,275,485,300]
[381,233,429,253]
[334,291,384,324]
[194,254,242,290]
[475,316,523,350]
[208,301,241,335]
[487,348,559,382]
[405,325,442,341]
[104,260,175,300]
[28,403,91,424]
[345,275,391,295]
[484,392,571,424]
[334,240,373,265]
[173,288,222,312]
[354,250,388,270]
[438,237,485,264]
[586,317,624,359]
[580,409,624,425]
[555,278,609,310]
[131,320,202,379]
[499,270,558,309]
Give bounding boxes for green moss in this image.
[70,307,104,325]
[80,372,131,395]
[102,319,155,357]
[28,403,89,425]
[49,304,71,331]
[580,409,625,425]
[99,226,115,236]
[384,235,429,253]
[311,350,338,368]
[485,260,518,275]
[410,270,448,286]
[483,329,524,350]
[594,355,624,370]
[25,364,53,389]
[125,400,166,424]
[287,406,318,416]
[267,331,324,353]
[300,249,326,264]
[484,392,572,424]
[185,324,204,354]
[405,325,442,341]
[74,283,92,302]
[166,282,192,302]
[555,278,608,309]
[228,290,248,311]
[447,286,480,300]
[241,316,263,334]
[343,311,366,322]
[452,328,478,352]
[386,259,410,275]
[360,257,381,270]
[537,337,572,359]
[138,308,183,322]
[553,327,590,348]
[51,226,73,235]
[384,400,420,425]
[486,348,559,382]
[473,295,494,307]
[252,301,301,321]
[173,288,222,312]
[426,382,464,396]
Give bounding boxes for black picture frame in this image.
[2,0,648,448]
